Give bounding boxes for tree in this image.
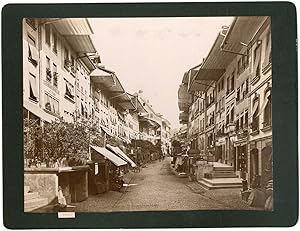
[24,117,105,167]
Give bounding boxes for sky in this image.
[90,17,233,129]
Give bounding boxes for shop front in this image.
[249,136,272,188]
[90,145,127,193]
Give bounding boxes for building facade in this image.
[23,18,171,156]
[178,16,272,187]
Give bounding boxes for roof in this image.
[139,116,160,128]
[111,93,136,110]
[50,18,97,54]
[65,35,96,53]
[90,145,127,166]
[106,144,136,168]
[51,18,93,35]
[221,16,269,53]
[178,84,192,111]
[128,95,148,113]
[193,32,235,83]
[90,68,125,94]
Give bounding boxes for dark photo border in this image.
[2,2,298,228]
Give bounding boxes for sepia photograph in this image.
[22,16,273,213]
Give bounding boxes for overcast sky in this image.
[90,17,233,129]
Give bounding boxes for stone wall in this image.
[24,166,90,205]
[24,169,58,204]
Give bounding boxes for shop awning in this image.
[106,144,136,168]
[24,100,55,123]
[90,145,127,167]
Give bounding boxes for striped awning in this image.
[90,145,127,167]
[106,144,136,168]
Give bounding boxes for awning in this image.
[251,100,259,117]
[28,43,39,61]
[226,104,234,116]
[258,90,271,116]
[106,144,136,168]
[90,145,127,167]
[23,100,54,123]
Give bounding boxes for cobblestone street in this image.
[72,157,254,212]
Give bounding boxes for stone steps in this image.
[24,197,49,212]
[213,167,234,171]
[198,178,242,190]
[24,185,49,212]
[212,172,237,178]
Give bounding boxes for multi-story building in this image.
[23,18,98,125]
[178,16,272,187]
[23,18,171,155]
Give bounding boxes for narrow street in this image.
[73,157,253,212]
